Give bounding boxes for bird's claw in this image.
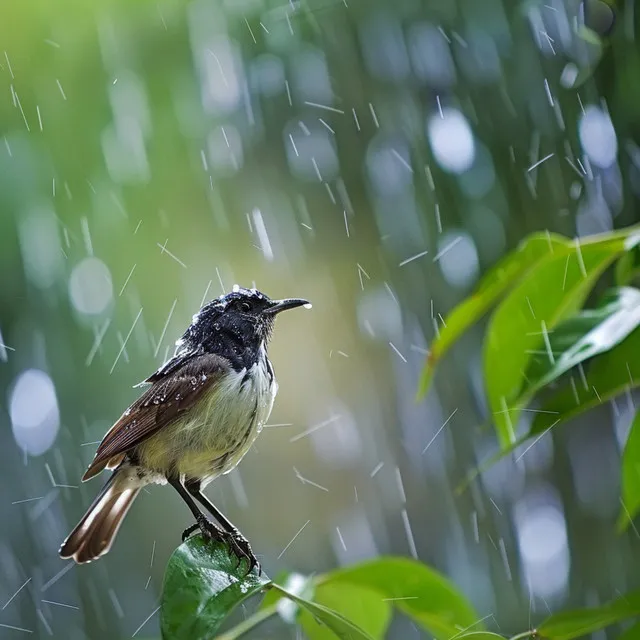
[223,530,260,575]
[182,520,260,574]
[181,523,200,542]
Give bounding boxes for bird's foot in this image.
[182,519,259,574]
[221,529,260,575]
[182,517,224,542]
[181,522,201,542]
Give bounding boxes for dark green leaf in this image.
[417,232,569,399]
[316,556,479,639]
[485,239,624,449]
[160,536,270,640]
[619,409,640,531]
[270,584,376,640]
[521,287,640,400]
[299,583,392,640]
[538,588,640,640]
[529,325,640,438]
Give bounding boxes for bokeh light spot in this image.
[437,231,479,288]
[579,105,617,168]
[69,257,113,316]
[10,369,60,457]
[583,0,616,38]
[427,108,475,174]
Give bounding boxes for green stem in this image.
[508,631,537,640]
[216,603,279,640]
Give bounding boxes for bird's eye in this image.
[240,302,251,313]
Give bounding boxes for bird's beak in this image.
[263,298,311,315]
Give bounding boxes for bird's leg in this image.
[168,478,225,543]
[185,479,259,573]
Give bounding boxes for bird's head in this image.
[178,286,310,363]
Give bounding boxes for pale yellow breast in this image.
[138,358,277,482]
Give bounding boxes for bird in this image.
[59,286,310,572]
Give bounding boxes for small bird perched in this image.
[60,286,310,571]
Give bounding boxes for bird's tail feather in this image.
[59,469,140,564]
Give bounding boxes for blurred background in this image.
[0,0,638,637]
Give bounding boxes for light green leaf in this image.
[619,409,640,531]
[538,588,640,640]
[485,239,624,449]
[529,325,640,438]
[160,536,270,640]
[418,227,640,402]
[258,570,293,611]
[259,572,314,625]
[521,287,640,401]
[316,556,479,639]
[417,232,569,399]
[451,634,506,640]
[270,584,376,640]
[299,583,392,640]
[616,244,640,286]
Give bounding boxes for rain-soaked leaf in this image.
[299,583,392,640]
[451,634,506,640]
[521,287,640,401]
[270,584,376,640]
[529,324,640,438]
[160,536,270,640]
[485,239,624,449]
[417,232,569,399]
[619,409,640,531]
[316,556,479,639]
[538,588,640,639]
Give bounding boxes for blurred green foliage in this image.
[1,0,640,637]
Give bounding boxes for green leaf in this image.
[452,635,506,640]
[619,409,640,531]
[258,571,292,610]
[299,583,392,640]
[160,536,270,640]
[417,232,569,399]
[316,556,479,639]
[418,227,640,402]
[529,324,640,439]
[521,287,640,400]
[616,244,640,286]
[485,239,624,449]
[259,572,314,625]
[538,588,640,640]
[270,584,376,640]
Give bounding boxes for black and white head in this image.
[178,286,310,369]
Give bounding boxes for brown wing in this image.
[82,352,229,481]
